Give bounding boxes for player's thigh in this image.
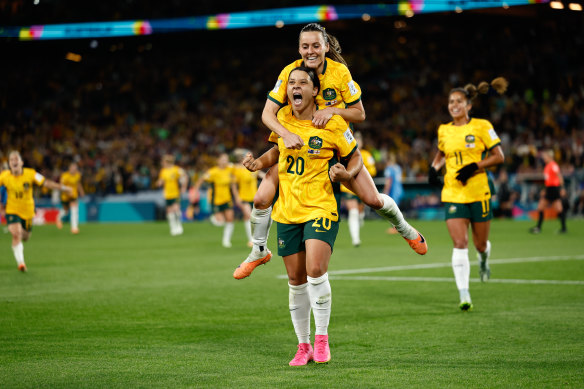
[470,221,491,252]
[223,208,235,222]
[7,221,22,239]
[304,239,332,278]
[254,165,278,209]
[342,168,382,209]
[283,251,307,285]
[345,198,359,210]
[445,218,470,249]
[240,202,252,219]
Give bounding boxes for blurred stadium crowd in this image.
[1,4,583,214]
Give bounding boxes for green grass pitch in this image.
[1,218,583,388]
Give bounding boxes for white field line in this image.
[328,276,584,285]
[276,255,584,285]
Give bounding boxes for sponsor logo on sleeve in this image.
[344,128,355,145]
[272,79,283,94]
[488,128,499,140]
[348,80,358,96]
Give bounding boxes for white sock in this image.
[251,206,272,251]
[167,212,176,233]
[348,208,360,245]
[12,242,25,266]
[478,240,491,263]
[289,283,311,344]
[71,205,79,230]
[359,210,365,227]
[174,211,183,231]
[223,222,234,245]
[374,194,417,240]
[452,248,470,292]
[244,219,252,243]
[307,273,331,336]
[58,209,66,222]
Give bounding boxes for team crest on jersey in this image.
[448,205,457,214]
[323,88,337,101]
[23,182,30,191]
[278,238,286,249]
[309,136,323,149]
[465,135,475,143]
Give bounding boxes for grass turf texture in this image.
[1,219,583,388]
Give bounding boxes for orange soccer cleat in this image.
[404,230,427,255]
[233,249,272,280]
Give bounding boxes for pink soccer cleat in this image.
[289,343,313,366]
[313,335,331,364]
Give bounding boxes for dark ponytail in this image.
[451,77,509,102]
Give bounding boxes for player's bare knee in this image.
[363,194,383,210]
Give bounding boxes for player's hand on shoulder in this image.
[312,109,334,129]
[329,163,350,183]
[282,132,304,150]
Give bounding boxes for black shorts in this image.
[544,186,561,202]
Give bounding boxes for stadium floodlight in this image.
[550,1,565,8]
[568,2,583,10]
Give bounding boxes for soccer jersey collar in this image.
[300,58,327,75]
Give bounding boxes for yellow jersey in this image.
[159,165,184,200]
[268,58,362,109]
[205,165,234,206]
[233,165,258,203]
[60,171,82,201]
[438,118,501,203]
[0,168,45,219]
[270,106,357,224]
[341,148,376,194]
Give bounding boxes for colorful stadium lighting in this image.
[568,3,583,10]
[550,1,565,9]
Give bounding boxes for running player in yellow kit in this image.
[57,162,85,234]
[239,66,362,365]
[157,155,187,236]
[192,153,236,248]
[429,78,507,310]
[0,151,71,272]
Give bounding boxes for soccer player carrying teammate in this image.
[241,66,362,365]
[0,151,72,272]
[192,153,236,248]
[341,131,376,247]
[234,23,426,279]
[529,149,567,234]
[56,162,85,234]
[429,78,507,310]
[157,154,187,236]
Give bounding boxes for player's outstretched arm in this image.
[242,147,279,172]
